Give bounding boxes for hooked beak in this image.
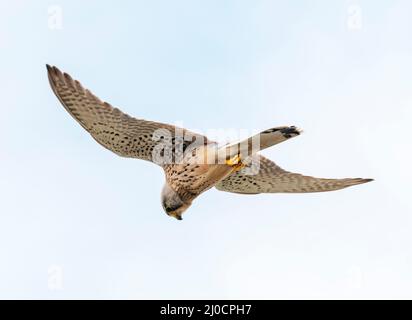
[172,214,183,221]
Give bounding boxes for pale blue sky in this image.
[0,0,411,299]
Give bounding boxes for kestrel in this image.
[47,65,372,220]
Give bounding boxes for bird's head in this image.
[161,184,192,220]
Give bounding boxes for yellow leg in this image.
[225,154,245,172]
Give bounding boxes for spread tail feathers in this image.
[219,126,301,162]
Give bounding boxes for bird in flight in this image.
[47,65,372,220]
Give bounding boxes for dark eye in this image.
[165,207,173,213]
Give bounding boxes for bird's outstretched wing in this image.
[47,65,208,164]
[216,155,372,194]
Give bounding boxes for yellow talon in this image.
[225,154,245,172]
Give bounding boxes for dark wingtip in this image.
[281,126,300,135]
[46,64,57,77]
[353,178,374,186]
